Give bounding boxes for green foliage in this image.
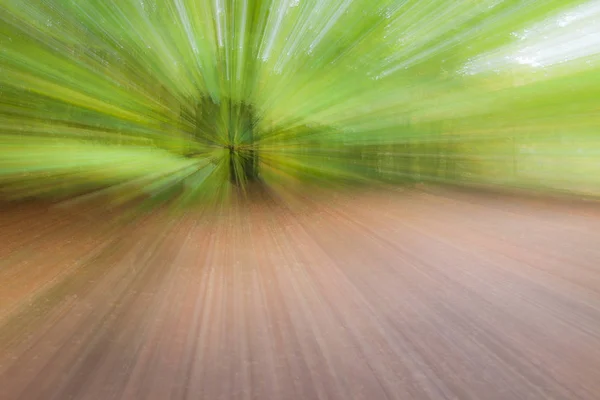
[0,0,598,205]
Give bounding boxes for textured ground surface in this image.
[1,187,600,400]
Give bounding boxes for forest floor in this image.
[1,186,600,400]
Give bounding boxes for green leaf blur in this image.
[1,0,598,206]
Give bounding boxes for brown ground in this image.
[1,186,600,400]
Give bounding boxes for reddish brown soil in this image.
[1,187,600,400]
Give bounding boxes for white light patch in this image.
[463,0,600,75]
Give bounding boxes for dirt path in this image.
[1,188,600,400]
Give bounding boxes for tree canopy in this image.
[1,0,599,206]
